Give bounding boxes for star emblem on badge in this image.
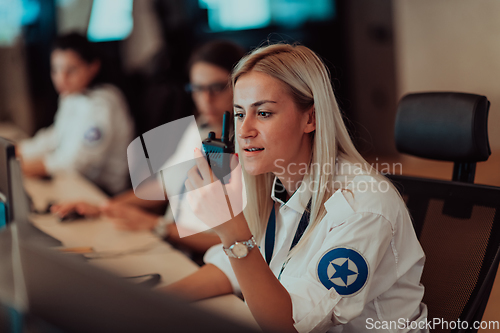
[328,258,358,287]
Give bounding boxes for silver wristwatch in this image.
[223,236,257,259]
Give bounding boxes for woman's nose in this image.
[238,116,257,139]
[197,90,215,106]
[55,72,69,85]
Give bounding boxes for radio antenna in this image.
[221,111,230,143]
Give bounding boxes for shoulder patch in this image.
[83,127,103,145]
[317,247,369,297]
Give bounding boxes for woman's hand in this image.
[184,149,246,237]
[51,201,102,218]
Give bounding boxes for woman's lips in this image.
[243,147,264,156]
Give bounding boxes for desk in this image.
[24,172,260,330]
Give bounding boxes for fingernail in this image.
[235,153,239,159]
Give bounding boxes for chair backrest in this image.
[390,91,499,332]
[395,92,491,183]
[388,173,500,333]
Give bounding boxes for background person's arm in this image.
[51,183,167,218]
[18,125,58,160]
[22,158,49,177]
[103,204,222,252]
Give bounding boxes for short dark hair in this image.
[52,32,100,64]
[52,32,105,87]
[188,40,246,74]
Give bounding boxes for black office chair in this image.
[387,92,500,333]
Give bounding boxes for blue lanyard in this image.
[264,199,312,266]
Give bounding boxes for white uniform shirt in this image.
[204,160,428,333]
[20,84,134,195]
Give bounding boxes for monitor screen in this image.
[9,158,61,247]
[0,137,16,225]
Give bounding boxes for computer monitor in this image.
[0,137,16,228]
[0,226,16,304]
[9,157,61,246]
[19,240,258,333]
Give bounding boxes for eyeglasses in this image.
[185,82,229,95]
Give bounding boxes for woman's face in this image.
[234,71,315,177]
[51,49,100,96]
[190,62,233,127]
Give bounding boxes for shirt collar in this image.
[271,173,312,214]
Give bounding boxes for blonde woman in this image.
[165,44,427,333]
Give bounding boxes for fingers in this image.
[230,153,239,170]
[184,178,194,192]
[51,201,101,218]
[75,203,100,217]
[187,165,203,188]
[50,204,61,214]
[186,148,218,191]
[194,148,215,183]
[229,153,241,181]
[51,202,77,217]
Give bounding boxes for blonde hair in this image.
[232,43,392,255]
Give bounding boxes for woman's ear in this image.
[89,60,101,79]
[304,106,316,134]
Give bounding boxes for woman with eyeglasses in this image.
[186,41,237,137]
[162,43,428,332]
[52,40,246,254]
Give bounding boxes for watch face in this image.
[232,243,249,258]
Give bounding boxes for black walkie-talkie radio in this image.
[202,111,235,184]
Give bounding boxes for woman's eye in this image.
[234,112,245,120]
[258,111,271,118]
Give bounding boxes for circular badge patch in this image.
[83,127,102,145]
[317,247,369,297]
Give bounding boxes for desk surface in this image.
[24,173,259,330]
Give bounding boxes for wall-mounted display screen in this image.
[87,0,133,42]
[198,0,336,32]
